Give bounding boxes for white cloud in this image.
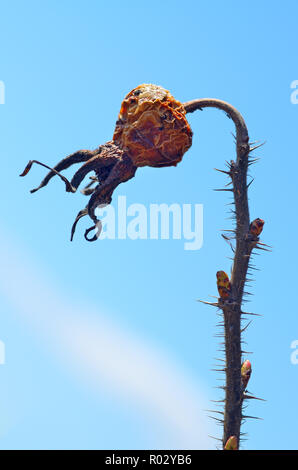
[0,228,213,449]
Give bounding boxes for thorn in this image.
[243,394,266,402]
[221,234,235,252]
[214,188,233,192]
[214,168,231,176]
[248,160,260,168]
[249,141,266,152]
[241,320,252,333]
[257,241,272,248]
[205,409,224,415]
[208,435,222,442]
[254,245,272,252]
[247,178,254,189]
[208,415,224,423]
[242,415,263,420]
[197,300,219,307]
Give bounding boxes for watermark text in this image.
[95,196,203,251]
[290,80,298,104]
[291,340,298,364]
[0,340,5,365]
[0,81,5,104]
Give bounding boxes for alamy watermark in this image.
[0,80,5,104]
[290,80,298,104]
[290,340,298,365]
[0,340,5,365]
[95,196,203,251]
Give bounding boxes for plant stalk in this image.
[184,98,254,448]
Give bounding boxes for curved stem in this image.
[184,99,249,153]
[184,99,253,448]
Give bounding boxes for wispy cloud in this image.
[0,228,213,449]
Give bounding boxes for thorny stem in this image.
[184,99,253,449]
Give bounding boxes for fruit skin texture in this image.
[113,84,193,168]
[224,436,238,450]
[249,218,265,236]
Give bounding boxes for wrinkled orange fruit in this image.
[113,84,193,168]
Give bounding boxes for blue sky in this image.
[0,0,297,450]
